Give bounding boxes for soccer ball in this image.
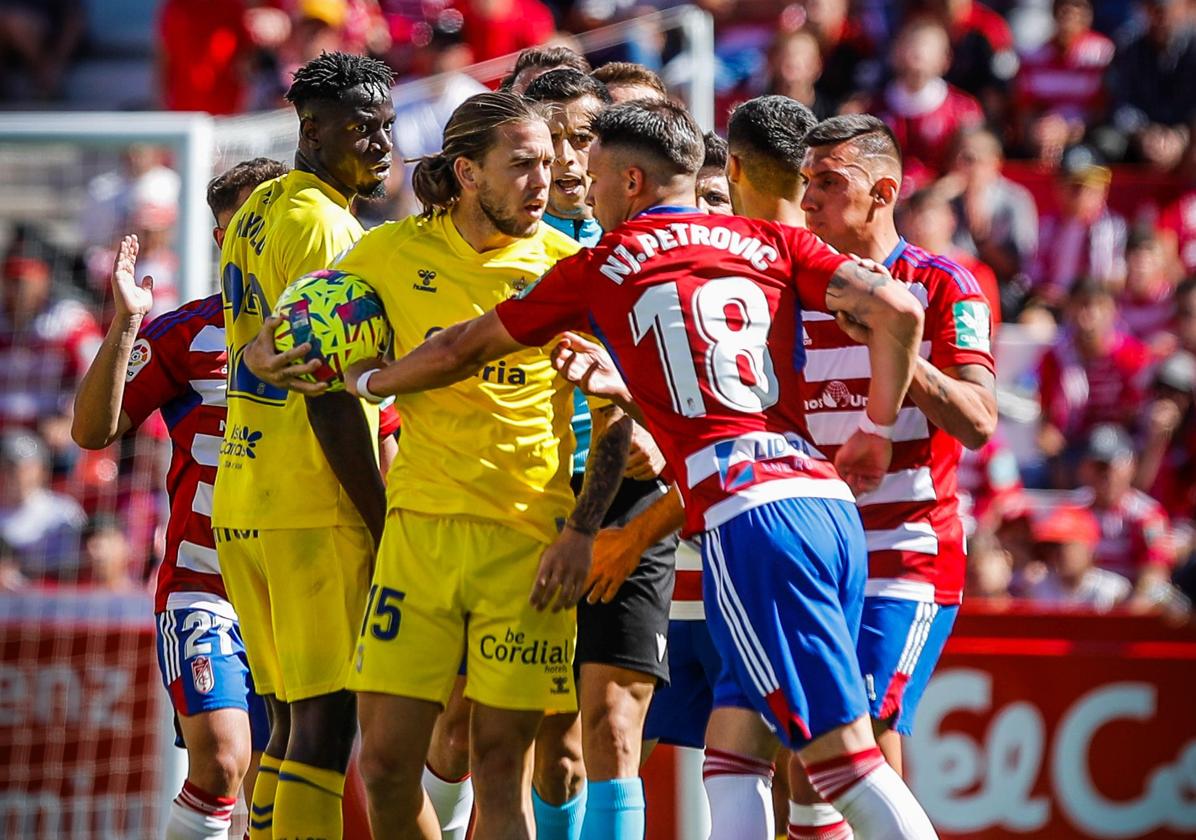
[273,269,390,391]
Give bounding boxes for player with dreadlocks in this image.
[213,50,395,840]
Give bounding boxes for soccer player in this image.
[589,62,669,103]
[696,131,732,215]
[324,91,630,840]
[726,95,817,227]
[501,45,593,94]
[347,99,940,839]
[72,158,286,840]
[787,114,996,839]
[525,67,678,840]
[216,52,396,840]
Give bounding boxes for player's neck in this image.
[744,193,805,227]
[294,150,356,203]
[840,225,901,264]
[629,187,696,219]
[450,203,520,253]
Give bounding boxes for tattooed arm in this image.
[528,404,632,613]
[823,260,925,494]
[909,362,997,450]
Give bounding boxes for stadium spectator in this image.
[1029,145,1127,306]
[127,200,181,320]
[919,0,1018,117]
[1135,352,1196,541]
[965,530,1014,602]
[0,253,101,436]
[590,61,668,103]
[80,146,181,255]
[1174,276,1196,355]
[764,29,832,119]
[157,0,255,115]
[0,537,24,592]
[0,0,85,101]
[0,429,86,580]
[901,186,1002,327]
[1107,0,1196,167]
[1023,504,1132,611]
[939,127,1038,313]
[82,513,137,591]
[1078,423,1176,607]
[793,0,878,114]
[1118,229,1178,346]
[1036,276,1151,480]
[957,434,1024,533]
[459,0,556,63]
[872,18,985,189]
[1013,0,1113,165]
[1158,169,1196,275]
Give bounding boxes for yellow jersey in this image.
[334,212,582,544]
[213,169,379,530]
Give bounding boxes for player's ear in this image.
[727,154,742,184]
[872,175,900,208]
[299,114,321,148]
[625,164,644,197]
[454,156,477,193]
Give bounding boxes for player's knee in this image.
[359,739,423,795]
[288,692,356,768]
[585,703,642,774]
[534,751,586,803]
[189,743,250,798]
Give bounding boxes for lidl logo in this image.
[953,301,991,352]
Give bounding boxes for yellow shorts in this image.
[347,509,577,713]
[215,526,372,702]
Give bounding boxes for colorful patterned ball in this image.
[273,269,390,392]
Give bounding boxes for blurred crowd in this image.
[2,0,1196,621]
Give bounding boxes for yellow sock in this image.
[273,760,346,840]
[249,753,283,839]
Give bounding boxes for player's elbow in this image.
[70,416,111,451]
[960,409,997,451]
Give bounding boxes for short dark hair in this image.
[591,99,703,178]
[701,131,728,171]
[207,158,289,218]
[500,46,592,91]
[524,68,612,105]
[803,114,903,172]
[590,62,668,97]
[285,51,395,111]
[1069,275,1113,300]
[727,95,816,194]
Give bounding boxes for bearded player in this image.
[346,99,940,839]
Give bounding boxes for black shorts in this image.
[573,477,677,683]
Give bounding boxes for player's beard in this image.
[478,182,539,239]
[361,178,388,200]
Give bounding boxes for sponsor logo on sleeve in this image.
[953,301,991,352]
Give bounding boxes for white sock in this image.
[703,749,775,840]
[788,801,853,839]
[422,763,474,840]
[164,781,234,840]
[832,764,937,839]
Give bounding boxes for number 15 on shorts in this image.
[361,584,405,641]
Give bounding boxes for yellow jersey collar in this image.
[287,169,353,210]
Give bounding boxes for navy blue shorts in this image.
[857,597,958,735]
[156,605,270,751]
[642,619,721,748]
[703,497,869,750]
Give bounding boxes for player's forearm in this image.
[570,411,633,535]
[71,314,141,449]
[306,391,388,545]
[907,360,997,450]
[368,314,520,397]
[624,485,685,549]
[862,289,924,426]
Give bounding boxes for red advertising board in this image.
[0,590,163,838]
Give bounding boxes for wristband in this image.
[356,368,385,405]
[858,413,894,440]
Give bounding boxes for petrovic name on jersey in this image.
[598,221,784,284]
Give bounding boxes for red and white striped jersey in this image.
[671,538,704,620]
[497,209,852,537]
[122,294,229,614]
[1014,30,1114,123]
[800,239,995,605]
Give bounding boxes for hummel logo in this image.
[414,269,438,293]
